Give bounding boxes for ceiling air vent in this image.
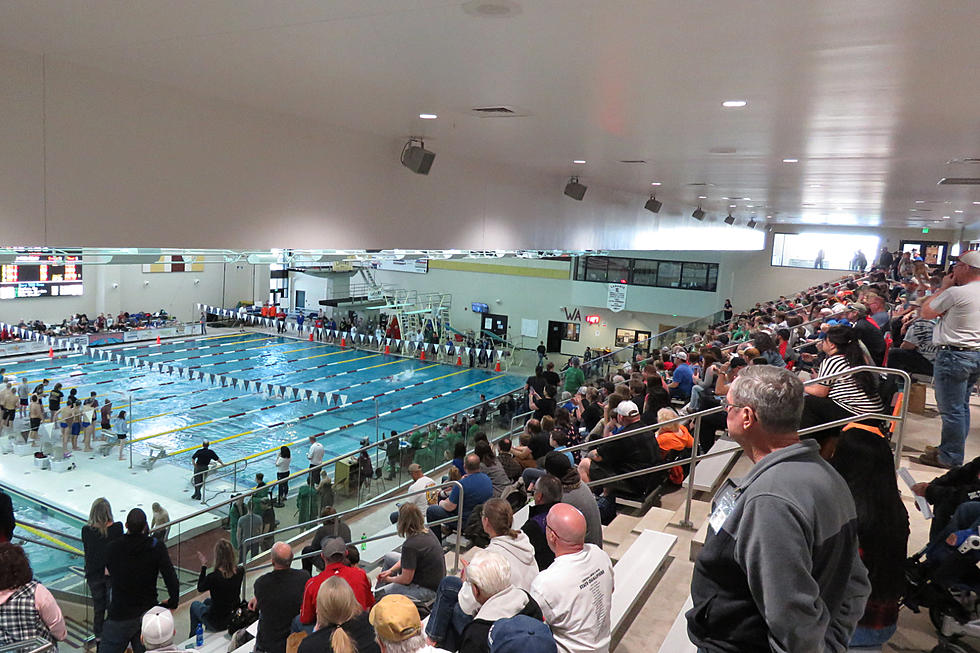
[618,160,647,164]
[470,106,526,117]
[938,178,980,185]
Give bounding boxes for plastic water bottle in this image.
[195,623,204,648]
[360,532,367,551]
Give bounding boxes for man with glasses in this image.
[529,503,613,653]
[917,250,980,469]
[687,365,870,652]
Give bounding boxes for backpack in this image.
[462,503,491,548]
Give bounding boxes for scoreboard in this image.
[0,251,83,299]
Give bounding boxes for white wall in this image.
[0,261,266,325]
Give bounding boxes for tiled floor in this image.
[614,386,980,653]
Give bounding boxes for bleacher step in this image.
[602,514,641,549]
[682,439,741,494]
[657,595,696,653]
[610,529,677,645]
[630,506,676,536]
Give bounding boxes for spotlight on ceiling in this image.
[692,206,705,221]
[724,213,736,225]
[564,177,587,201]
[746,218,757,229]
[401,138,435,175]
[644,195,662,213]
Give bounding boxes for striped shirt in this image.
[818,355,884,415]
[903,318,938,362]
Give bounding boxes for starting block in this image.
[141,443,168,470]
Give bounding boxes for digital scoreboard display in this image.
[0,251,83,299]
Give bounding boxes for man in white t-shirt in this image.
[307,435,325,485]
[918,250,980,469]
[529,503,613,653]
[389,464,436,524]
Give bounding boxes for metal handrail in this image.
[14,520,83,543]
[0,637,55,653]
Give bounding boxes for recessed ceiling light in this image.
[419,113,438,120]
[650,182,661,186]
[910,209,918,212]
[915,200,925,204]
[974,201,980,205]
[783,158,798,163]
[573,160,586,164]
[943,215,951,219]
[955,209,964,213]
[698,195,707,199]
[722,100,747,108]
[809,184,821,188]
[744,197,752,201]
[729,204,736,208]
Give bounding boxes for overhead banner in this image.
[607,283,628,313]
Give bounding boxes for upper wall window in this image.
[573,256,718,292]
[771,232,881,271]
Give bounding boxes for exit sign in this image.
[922,227,930,234]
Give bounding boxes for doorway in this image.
[547,321,564,353]
[295,290,306,310]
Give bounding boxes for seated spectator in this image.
[450,442,467,477]
[886,306,936,377]
[654,408,695,485]
[529,416,555,463]
[911,454,980,540]
[369,594,450,653]
[542,454,603,550]
[578,401,662,499]
[376,504,446,603]
[528,384,556,420]
[297,577,380,653]
[426,455,493,542]
[0,543,67,646]
[249,542,309,653]
[668,352,694,401]
[478,499,539,592]
[495,438,523,483]
[390,464,437,525]
[456,551,544,653]
[529,504,614,653]
[520,476,562,571]
[139,607,178,652]
[300,538,374,626]
[487,615,557,653]
[302,507,353,574]
[190,539,245,636]
[475,440,511,498]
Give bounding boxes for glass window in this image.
[656,261,682,288]
[771,232,881,270]
[563,322,580,341]
[706,265,718,292]
[584,256,607,282]
[632,259,659,286]
[680,262,709,289]
[606,258,631,285]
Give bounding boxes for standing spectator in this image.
[200,311,207,335]
[17,377,29,419]
[370,594,450,653]
[375,504,445,603]
[536,342,547,367]
[190,441,221,501]
[831,431,909,649]
[307,436,325,486]
[248,542,309,653]
[275,446,291,507]
[48,383,63,421]
[101,509,180,653]
[0,543,67,646]
[917,251,980,469]
[28,395,43,444]
[426,455,493,542]
[113,411,129,461]
[139,607,178,652]
[297,577,380,653]
[687,366,869,652]
[189,540,244,637]
[529,504,614,653]
[82,498,123,641]
[563,358,585,394]
[236,500,264,563]
[150,503,170,544]
[300,538,374,625]
[542,363,560,389]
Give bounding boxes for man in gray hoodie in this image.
[687,365,870,652]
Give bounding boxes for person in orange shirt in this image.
[655,408,695,485]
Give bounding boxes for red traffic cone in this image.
[494,360,501,372]
[456,355,462,366]
[156,335,161,345]
[48,347,54,358]
[341,337,346,348]
[420,349,426,361]
[309,333,313,341]
[384,344,390,355]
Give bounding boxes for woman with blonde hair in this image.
[189,539,244,636]
[296,576,379,653]
[81,497,122,640]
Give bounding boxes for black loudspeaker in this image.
[564,180,587,201]
[644,197,662,213]
[401,145,436,175]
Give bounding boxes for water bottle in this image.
[360,532,367,551]
[195,623,204,647]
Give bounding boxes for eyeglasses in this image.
[721,398,747,412]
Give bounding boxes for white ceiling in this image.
[2,0,980,230]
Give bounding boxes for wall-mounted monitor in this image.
[0,250,83,299]
[471,302,489,313]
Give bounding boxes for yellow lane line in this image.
[297,350,356,361]
[130,419,216,444]
[16,523,84,556]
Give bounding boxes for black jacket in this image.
[458,591,543,653]
[521,503,556,570]
[81,522,123,579]
[105,532,180,619]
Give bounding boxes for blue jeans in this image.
[849,623,896,648]
[189,598,216,637]
[426,504,457,542]
[99,617,144,653]
[935,350,980,467]
[424,576,473,650]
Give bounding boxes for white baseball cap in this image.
[674,351,688,361]
[141,606,175,647]
[614,401,640,417]
[959,250,980,269]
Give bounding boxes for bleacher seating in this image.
[682,438,741,494]
[610,529,676,644]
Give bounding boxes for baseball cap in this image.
[321,536,347,561]
[846,302,868,315]
[614,400,640,417]
[543,451,572,477]
[141,606,175,647]
[674,351,688,361]
[959,250,980,269]
[369,595,422,642]
[488,615,557,653]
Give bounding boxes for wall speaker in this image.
[401,142,436,175]
[644,196,662,213]
[564,178,587,201]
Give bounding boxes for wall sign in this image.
[607,283,627,312]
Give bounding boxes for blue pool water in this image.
[5,487,85,586]
[2,332,522,488]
